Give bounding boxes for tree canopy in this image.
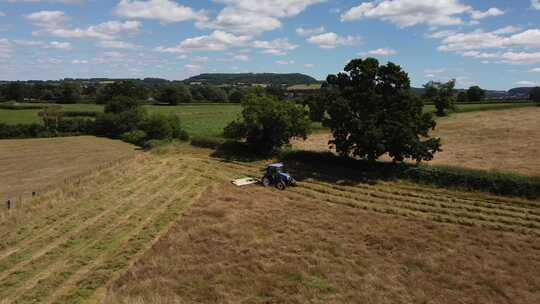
[467,86,486,102]
[224,93,311,152]
[530,87,540,104]
[323,58,441,162]
[423,80,457,116]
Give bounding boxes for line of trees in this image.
[0,80,288,105]
[227,57,442,163]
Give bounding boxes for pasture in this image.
[0,102,534,138]
[0,103,241,138]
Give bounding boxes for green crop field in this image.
[0,102,535,138]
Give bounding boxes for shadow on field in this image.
[278,150,540,200]
[210,141,274,162]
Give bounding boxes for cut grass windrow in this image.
[0,156,156,255]
[11,165,205,304]
[0,161,181,299]
[0,158,168,273]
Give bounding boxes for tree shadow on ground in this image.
[210,141,275,163]
[278,150,406,187]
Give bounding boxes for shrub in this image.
[104,96,141,114]
[224,93,311,153]
[58,118,95,134]
[530,87,540,105]
[94,107,147,138]
[0,103,45,110]
[423,80,456,117]
[140,114,189,142]
[0,123,47,139]
[190,136,226,149]
[63,111,100,118]
[121,130,147,146]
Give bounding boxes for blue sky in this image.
[1,0,540,89]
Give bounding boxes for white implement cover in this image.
[232,177,259,186]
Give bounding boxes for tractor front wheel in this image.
[262,177,271,187]
[276,181,286,191]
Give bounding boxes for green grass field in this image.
[0,104,242,138]
[0,102,535,138]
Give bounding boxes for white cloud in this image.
[296,26,325,37]
[26,10,68,29]
[185,64,202,71]
[470,8,505,20]
[438,28,540,52]
[492,26,522,35]
[115,0,207,23]
[71,59,88,64]
[0,39,13,61]
[200,0,325,35]
[98,40,137,49]
[530,67,540,73]
[8,0,84,3]
[515,80,537,86]
[276,60,294,65]
[41,20,142,41]
[0,12,5,17]
[304,63,315,68]
[341,0,471,27]
[366,47,397,56]
[533,1,540,10]
[500,52,540,65]
[307,32,361,49]
[253,38,298,55]
[156,30,250,53]
[233,54,250,61]
[48,41,72,50]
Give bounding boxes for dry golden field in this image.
[107,148,540,304]
[0,132,539,303]
[0,136,137,202]
[293,107,540,176]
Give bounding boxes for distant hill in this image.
[184,73,320,86]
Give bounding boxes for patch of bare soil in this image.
[108,183,540,304]
[0,136,137,201]
[293,107,540,176]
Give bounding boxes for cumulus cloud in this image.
[366,48,397,56]
[276,59,294,65]
[307,32,361,49]
[0,39,13,61]
[156,30,250,53]
[470,8,505,20]
[98,40,138,49]
[0,11,5,17]
[26,10,69,29]
[200,0,325,35]
[304,63,315,68]
[434,26,540,65]
[13,39,72,50]
[8,0,84,3]
[296,26,325,37]
[253,38,298,55]
[530,67,540,73]
[515,80,537,86]
[115,0,207,23]
[341,0,472,27]
[533,0,540,10]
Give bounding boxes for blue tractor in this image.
[261,163,297,190]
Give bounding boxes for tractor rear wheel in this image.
[276,181,286,191]
[262,177,271,187]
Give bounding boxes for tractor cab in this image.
[262,163,297,190]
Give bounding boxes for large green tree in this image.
[423,80,457,116]
[530,87,540,105]
[467,86,486,102]
[324,58,441,162]
[157,84,192,105]
[57,82,82,104]
[224,93,311,152]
